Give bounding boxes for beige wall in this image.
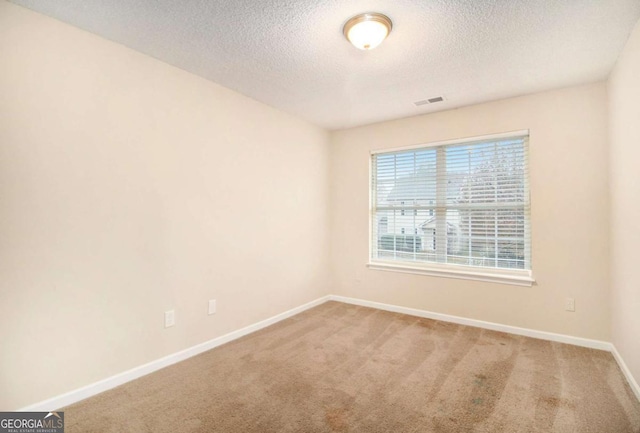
[330,83,610,341]
[609,19,640,389]
[0,2,330,410]
[2,0,634,412]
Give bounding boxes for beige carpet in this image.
[64,301,640,432]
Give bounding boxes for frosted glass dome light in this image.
[343,13,392,50]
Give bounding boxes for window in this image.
[369,131,533,286]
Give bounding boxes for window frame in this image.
[368,130,535,287]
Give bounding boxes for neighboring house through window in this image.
[369,131,533,285]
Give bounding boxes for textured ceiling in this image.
[9,0,640,130]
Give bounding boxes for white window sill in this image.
[367,261,535,287]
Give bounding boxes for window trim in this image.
[366,261,535,287]
[370,130,530,155]
[369,130,534,286]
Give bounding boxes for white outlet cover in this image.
[208,299,217,315]
[164,310,175,328]
[565,298,575,312]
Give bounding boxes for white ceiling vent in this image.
[414,96,445,106]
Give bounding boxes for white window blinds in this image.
[371,132,530,273]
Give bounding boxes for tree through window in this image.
[370,132,531,276]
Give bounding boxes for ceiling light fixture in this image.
[343,12,392,50]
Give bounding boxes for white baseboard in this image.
[19,295,330,412]
[329,295,640,402]
[328,295,612,351]
[611,345,640,401]
[19,293,639,411]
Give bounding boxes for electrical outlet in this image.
[208,299,217,315]
[565,298,575,312]
[164,310,175,328]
